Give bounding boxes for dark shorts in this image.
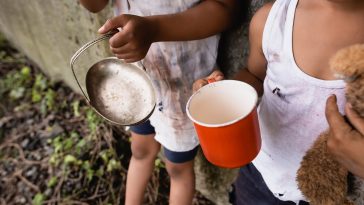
[232,163,309,205]
[130,119,156,135]
[130,120,199,164]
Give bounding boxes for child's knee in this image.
[166,162,194,179]
[131,142,159,160]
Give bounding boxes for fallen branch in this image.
[13,169,40,193]
[0,143,44,165]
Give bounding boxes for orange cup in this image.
[186,80,261,168]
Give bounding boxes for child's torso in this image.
[252,0,364,201]
[293,0,364,80]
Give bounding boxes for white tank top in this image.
[113,0,219,151]
[253,0,346,201]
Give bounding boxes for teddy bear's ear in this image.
[330,44,364,82]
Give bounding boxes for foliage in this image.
[0,33,211,205]
[32,193,44,205]
[0,66,31,100]
[0,43,128,204]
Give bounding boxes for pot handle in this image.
[69,31,117,103]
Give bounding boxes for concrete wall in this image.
[0,0,269,204]
[0,0,113,92]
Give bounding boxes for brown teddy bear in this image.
[296,44,364,205]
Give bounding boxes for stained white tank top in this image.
[112,0,219,151]
[252,0,346,201]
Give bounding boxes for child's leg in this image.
[125,121,160,205]
[163,146,199,205]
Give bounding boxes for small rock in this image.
[39,123,64,139]
[43,146,53,155]
[25,166,37,177]
[31,152,42,161]
[50,123,64,137]
[14,195,26,204]
[65,110,72,118]
[21,138,30,148]
[26,118,34,125]
[44,188,53,197]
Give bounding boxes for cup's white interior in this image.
[187,80,257,127]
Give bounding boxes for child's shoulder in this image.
[248,2,274,46]
[250,2,274,33]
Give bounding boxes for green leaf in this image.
[34,74,47,91]
[49,153,61,167]
[63,138,74,151]
[75,139,86,155]
[45,89,56,111]
[72,100,80,117]
[96,167,104,177]
[47,176,58,188]
[100,150,109,163]
[70,131,79,138]
[32,89,42,103]
[86,168,94,182]
[64,154,78,165]
[154,158,165,169]
[20,66,31,77]
[86,108,102,134]
[107,159,121,172]
[82,160,91,170]
[32,193,44,205]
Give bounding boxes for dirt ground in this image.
[0,35,214,205]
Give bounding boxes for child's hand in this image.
[192,70,224,93]
[98,14,157,63]
[325,95,364,178]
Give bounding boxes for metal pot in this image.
[70,33,156,125]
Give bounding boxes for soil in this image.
[0,35,214,205]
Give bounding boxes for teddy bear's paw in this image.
[297,133,351,205]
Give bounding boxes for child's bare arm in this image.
[79,0,109,13]
[232,3,272,96]
[193,3,273,96]
[100,0,239,40]
[97,0,240,62]
[326,95,364,178]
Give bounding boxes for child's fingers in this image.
[114,52,135,60]
[345,103,364,135]
[110,42,132,54]
[214,75,224,81]
[98,14,129,34]
[325,95,351,137]
[193,79,208,93]
[109,29,129,48]
[207,70,224,83]
[98,19,113,33]
[209,70,224,79]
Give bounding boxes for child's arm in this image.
[326,95,364,178]
[97,0,240,62]
[79,0,109,13]
[232,3,272,96]
[193,3,273,96]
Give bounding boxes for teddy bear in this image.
[296,44,364,205]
